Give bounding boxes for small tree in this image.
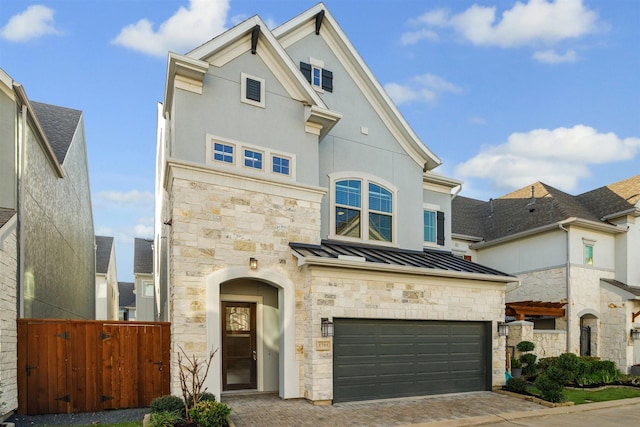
[516,341,537,377]
[178,346,218,423]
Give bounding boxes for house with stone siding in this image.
[452,175,640,373]
[155,4,516,404]
[0,67,96,417]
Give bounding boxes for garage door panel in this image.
[333,319,489,403]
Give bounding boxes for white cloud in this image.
[533,48,578,63]
[112,0,230,57]
[455,125,640,192]
[385,73,461,106]
[400,29,439,45]
[95,190,154,208]
[0,5,62,42]
[470,116,487,125]
[406,0,600,49]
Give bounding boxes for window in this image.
[369,183,392,241]
[272,155,290,175]
[332,174,396,243]
[424,210,436,243]
[423,208,445,246]
[244,149,263,170]
[213,142,234,163]
[300,60,333,92]
[335,180,361,238]
[584,244,594,265]
[240,73,265,108]
[142,281,154,298]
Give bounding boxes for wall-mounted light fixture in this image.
[321,318,334,337]
[249,257,258,270]
[497,321,509,337]
[630,328,640,341]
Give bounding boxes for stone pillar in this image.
[506,321,534,360]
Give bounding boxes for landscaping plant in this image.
[505,377,528,394]
[149,410,184,427]
[516,341,537,377]
[188,400,232,427]
[150,394,185,416]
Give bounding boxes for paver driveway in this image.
[222,391,546,427]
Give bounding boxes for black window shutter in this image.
[246,78,261,102]
[300,62,312,83]
[322,69,333,92]
[436,211,445,246]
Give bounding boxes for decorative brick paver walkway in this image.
[222,391,546,427]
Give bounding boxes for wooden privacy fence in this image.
[18,319,170,415]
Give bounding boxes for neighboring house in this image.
[95,235,119,320]
[452,175,640,373]
[118,281,136,321]
[155,4,515,404]
[0,68,96,415]
[134,237,155,321]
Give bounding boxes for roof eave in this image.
[601,207,640,220]
[295,255,516,283]
[163,52,209,117]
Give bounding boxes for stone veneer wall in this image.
[532,331,566,358]
[507,266,567,303]
[600,285,633,372]
[0,218,18,415]
[304,266,507,401]
[167,167,323,397]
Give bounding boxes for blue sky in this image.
[1,0,638,281]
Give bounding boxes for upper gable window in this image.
[583,238,595,265]
[272,155,291,176]
[240,73,265,108]
[300,58,333,93]
[423,205,445,247]
[331,173,396,244]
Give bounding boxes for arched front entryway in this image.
[205,267,299,400]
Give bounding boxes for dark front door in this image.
[222,302,257,390]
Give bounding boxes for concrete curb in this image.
[401,396,640,426]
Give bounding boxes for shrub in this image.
[551,353,580,384]
[188,400,232,427]
[506,377,528,394]
[150,394,185,415]
[535,374,565,403]
[521,353,538,377]
[187,391,217,407]
[516,341,535,352]
[511,358,522,368]
[149,410,183,427]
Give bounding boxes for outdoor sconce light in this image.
[249,257,258,270]
[630,328,640,341]
[321,318,334,337]
[497,321,509,337]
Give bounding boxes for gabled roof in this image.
[134,238,153,275]
[0,208,16,229]
[290,240,513,279]
[30,101,82,164]
[601,278,640,298]
[273,3,441,171]
[95,236,114,274]
[577,175,640,219]
[118,281,135,308]
[453,177,635,244]
[165,13,341,139]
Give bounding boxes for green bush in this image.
[517,341,535,352]
[511,358,522,368]
[150,394,185,415]
[535,374,565,403]
[186,391,217,408]
[149,410,183,427]
[188,400,232,427]
[506,377,528,393]
[520,353,538,376]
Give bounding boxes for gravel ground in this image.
[5,408,150,427]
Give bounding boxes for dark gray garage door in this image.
[333,318,490,403]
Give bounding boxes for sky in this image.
[1,0,638,282]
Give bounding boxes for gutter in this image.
[601,207,640,220]
[470,217,626,250]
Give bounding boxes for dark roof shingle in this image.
[95,236,114,274]
[31,101,82,164]
[0,208,16,228]
[134,238,153,274]
[118,281,136,307]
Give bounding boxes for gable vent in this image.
[246,78,261,102]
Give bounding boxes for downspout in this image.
[559,223,571,353]
[17,104,27,318]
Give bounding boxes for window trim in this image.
[583,238,596,265]
[271,154,292,176]
[142,281,154,298]
[423,209,437,244]
[212,141,235,164]
[329,172,397,246]
[240,72,265,108]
